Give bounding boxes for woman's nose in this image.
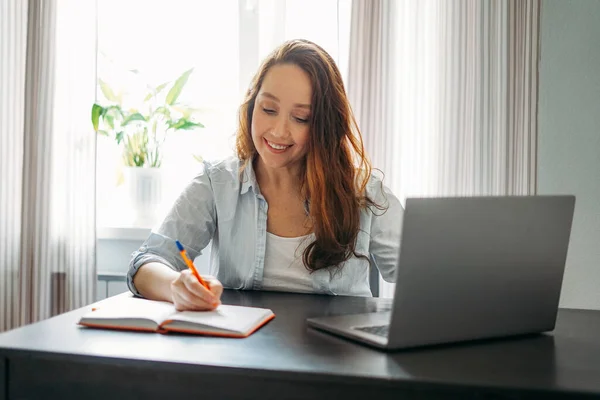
[271,116,288,138]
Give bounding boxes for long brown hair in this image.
[236,39,381,272]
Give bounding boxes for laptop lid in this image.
[386,195,575,349]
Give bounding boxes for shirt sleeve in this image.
[367,175,404,283]
[127,162,217,296]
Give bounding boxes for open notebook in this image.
[78,296,275,338]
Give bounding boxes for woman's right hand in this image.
[170,270,223,311]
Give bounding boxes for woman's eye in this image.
[262,108,276,115]
[294,117,309,124]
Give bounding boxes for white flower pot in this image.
[122,166,163,227]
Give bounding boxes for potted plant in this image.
[91,68,204,225]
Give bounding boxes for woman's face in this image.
[251,63,312,172]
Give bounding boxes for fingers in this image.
[171,290,202,311]
[205,276,224,299]
[171,271,222,311]
[183,274,215,302]
[172,286,215,311]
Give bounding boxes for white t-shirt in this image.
[262,232,316,293]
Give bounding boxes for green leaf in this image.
[122,113,146,126]
[152,106,171,119]
[104,114,115,129]
[98,79,119,103]
[192,154,203,163]
[91,104,104,131]
[143,82,170,102]
[166,68,193,105]
[168,118,204,130]
[167,119,185,129]
[133,154,144,167]
[97,130,109,136]
[104,105,124,120]
[151,149,160,168]
[116,131,124,144]
[171,105,202,120]
[180,121,205,130]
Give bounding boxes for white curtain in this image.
[0,0,97,332]
[347,0,540,297]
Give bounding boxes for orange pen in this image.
[175,240,210,291]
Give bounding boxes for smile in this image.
[265,139,292,151]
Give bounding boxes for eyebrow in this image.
[260,92,311,110]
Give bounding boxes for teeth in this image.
[267,140,290,150]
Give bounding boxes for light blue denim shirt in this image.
[127,157,403,297]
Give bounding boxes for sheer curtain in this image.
[0,0,97,332]
[347,0,541,297]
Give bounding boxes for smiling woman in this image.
[92,0,356,309]
[126,39,403,311]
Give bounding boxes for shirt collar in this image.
[240,158,260,195]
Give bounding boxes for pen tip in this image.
[175,240,184,251]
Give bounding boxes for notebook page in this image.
[83,297,176,326]
[169,305,273,334]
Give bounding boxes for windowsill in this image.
[97,226,151,241]
[98,271,127,281]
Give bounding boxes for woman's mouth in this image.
[265,138,292,152]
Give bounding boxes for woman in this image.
[128,39,403,311]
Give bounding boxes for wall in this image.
[538,0,600,310]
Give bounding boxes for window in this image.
[96,0,351,231]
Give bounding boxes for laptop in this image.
[307,196,575,350]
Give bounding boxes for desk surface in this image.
[1,290,600,400]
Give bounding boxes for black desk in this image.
[1,290,600,399]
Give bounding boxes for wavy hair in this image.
[236,39,382,272]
